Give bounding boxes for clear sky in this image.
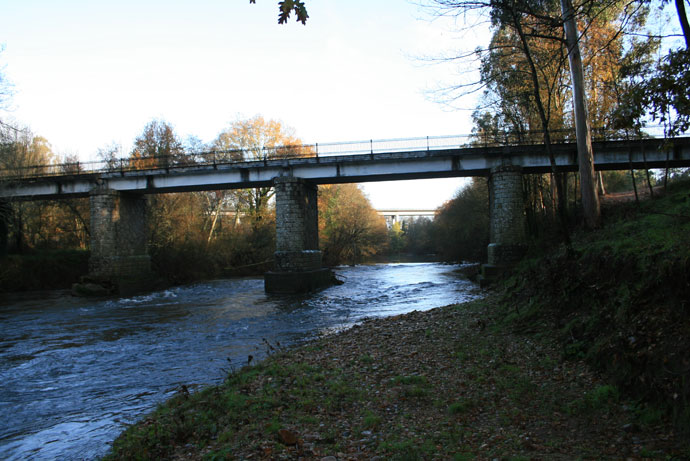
[0,0,489,209]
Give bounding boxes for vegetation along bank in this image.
[104,180,690,460]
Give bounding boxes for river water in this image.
[0,263,480,460]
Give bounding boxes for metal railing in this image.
[0,127,674,181]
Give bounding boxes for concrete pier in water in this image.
[73,189,154,295]
[264,176,334,293]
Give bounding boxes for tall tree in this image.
[213,115,310,222]
[130,119,185,169]
[0,129,59,252]
[128,120,198,254]
[426,0,656,231]
[675,0,690,47]
[97,142,123,172]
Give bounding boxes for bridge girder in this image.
[2,137,689,200]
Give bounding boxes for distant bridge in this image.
[376,209,436,228]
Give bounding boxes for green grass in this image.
[377,439,437,461]
[391,375,427,386]
[448,398,476,415]
[103,359,364,460]
[566,384,620,415]
[391,374,430,399]
[362,409,382,430]
[496,178,690,429]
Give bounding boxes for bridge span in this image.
[1,135,689,293]
[1,137,689,200]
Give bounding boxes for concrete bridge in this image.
[1,135,689,293]
[376,209,436,228]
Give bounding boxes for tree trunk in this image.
[207,201,222,245]
[512,10,573,252]
[560,0,601,229]
[640,140,654,197]
[13,208,24,253]
[597,171,606,196]
[676,0,690,48]
[0,199,8,257]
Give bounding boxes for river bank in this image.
[105,180,690,460]
[104,295,685,460]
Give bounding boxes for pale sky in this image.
[0,0,490,209]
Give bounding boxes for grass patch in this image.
[104,357,363,460]
[391,374,430,399]
[378,439,437,460]
[496,179,690,429]
[362,409,382,430]
[392,375,428,386]
[448,398,476,415]
[359,353,374,364]
[566,384,620,415]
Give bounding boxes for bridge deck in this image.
[1,137,689,200]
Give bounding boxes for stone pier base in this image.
[265,177,337,293]
[264,267,336,294]
[78,189,156,296]
[479,166,528,287]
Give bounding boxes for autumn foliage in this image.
[318,183,389,266]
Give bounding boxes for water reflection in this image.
[0,263,480,460]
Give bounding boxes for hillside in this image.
[500,178,690,433]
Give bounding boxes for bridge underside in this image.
[76,169,530,294]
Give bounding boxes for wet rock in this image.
[71,282,111,297]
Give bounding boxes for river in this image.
[0,263,481,460]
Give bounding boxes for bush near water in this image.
[0,249,89,291]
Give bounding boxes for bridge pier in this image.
[264,176,334,293]
[78,188,153,295]
[481,165,527,285]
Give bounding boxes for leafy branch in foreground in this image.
[249,0,309,24]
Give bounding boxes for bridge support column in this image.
[265,176,335,293]
[481,166,527,285]
[77,189,153,295]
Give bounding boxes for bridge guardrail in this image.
[0,127,676,181]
